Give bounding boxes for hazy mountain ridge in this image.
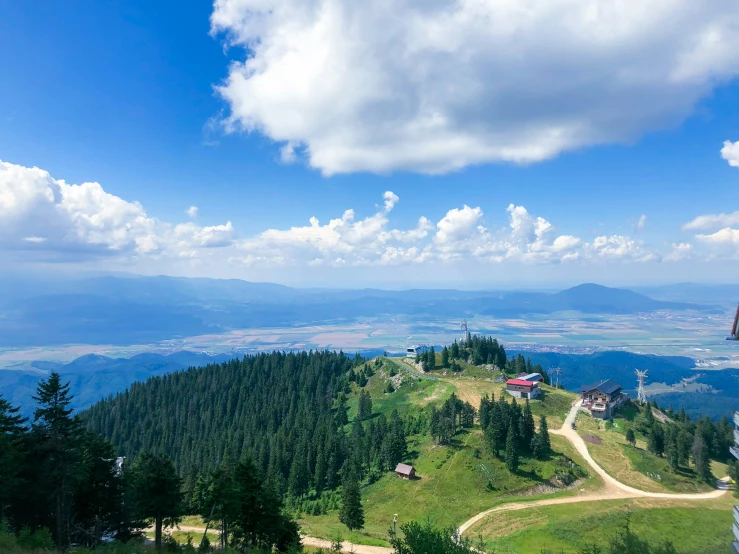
[0,277,715,347]
[0,351,235,415]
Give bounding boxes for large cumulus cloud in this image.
[211,0,739,175]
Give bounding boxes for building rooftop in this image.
[395,463,414,475]
[580,379,622,395]
[507,378,536,387]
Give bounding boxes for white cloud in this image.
[696,227,739,246]
[664,242,693,262]
[23,236,48,244]
[212,0,739,175]
[239,190,434,265]
[637,214,647,230]
[174,221,236,248]
[0,158,676,273]
[186,206,199,218]
[721,140,739,167]
[0,160,235,260]
[433,205,484,256]
[383,191,399,212]
[683,211,739,231]
[586,235,656,262]
[431,203,582,263]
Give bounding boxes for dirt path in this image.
[165,401,727,552]
[551,400,728,500]
[161,524,394,554]
[458,400,728,536]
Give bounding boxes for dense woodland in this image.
[0,374,303,554]
[85,351,414,512]
[1,335,737,553]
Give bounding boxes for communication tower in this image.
[461,319,469,344]
[635,369,648,404]
[549,367,562,389]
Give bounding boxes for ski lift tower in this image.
[461,319,469,344]
[727,304,739,340]
[731,411,739,553]
[635,369,648,404]
[549,367,562,389]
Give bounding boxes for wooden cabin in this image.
[395,463,415,480]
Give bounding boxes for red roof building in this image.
[506,378,541,399]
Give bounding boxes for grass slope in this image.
[300,362,596,546]
[574,411,718,493]
[472,497,734,554]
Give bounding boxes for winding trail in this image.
[167,401,728,553]
[458,400,728,536]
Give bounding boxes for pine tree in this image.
[625,428,636,447]
[441,346,449,368]
[647,425,664,457]
[504,423,519,473]
[535,415,550,458]
[521,401,535,451]
[665,426,679,471]
[450,340,459,360]
[677,428,692,467]
[691,434,711,482]
[0,395,27,524]
[74,432,124,547]
[130,452,183,553]
[288,445,310,498]
[338,471,364,531]
[32,372,83,551]
[357,390,373,421]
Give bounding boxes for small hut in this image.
[394,463,415,480]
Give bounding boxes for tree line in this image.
[623,399,735,482]
[0,373,302,553]
[415,334,550,385]
[479,392,551,472]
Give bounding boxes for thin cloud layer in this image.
[212,0,739,175]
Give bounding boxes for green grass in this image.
[471,498,733,554]
[348,362,453,422]
[529,386,574,429]
[299,428,596,546]
[575,412,714,493]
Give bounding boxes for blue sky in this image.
[1,0,739,288]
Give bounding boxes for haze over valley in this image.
[2,275,738,419]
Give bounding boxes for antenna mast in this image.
[549,367,562,389]
[461,319,468,344]
[635,369,648,403]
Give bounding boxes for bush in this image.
[0,521,19,554]
[17,527,54,551]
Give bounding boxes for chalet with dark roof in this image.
[580,379,625,419]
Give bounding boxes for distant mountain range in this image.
[0,274,718,347]
[0,351,236,416]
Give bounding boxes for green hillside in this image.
[298,358,597,545]
[470,497,735,554]
[78,344,734,552]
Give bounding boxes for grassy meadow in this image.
[469,496,735,554]
[299,360,597,546]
